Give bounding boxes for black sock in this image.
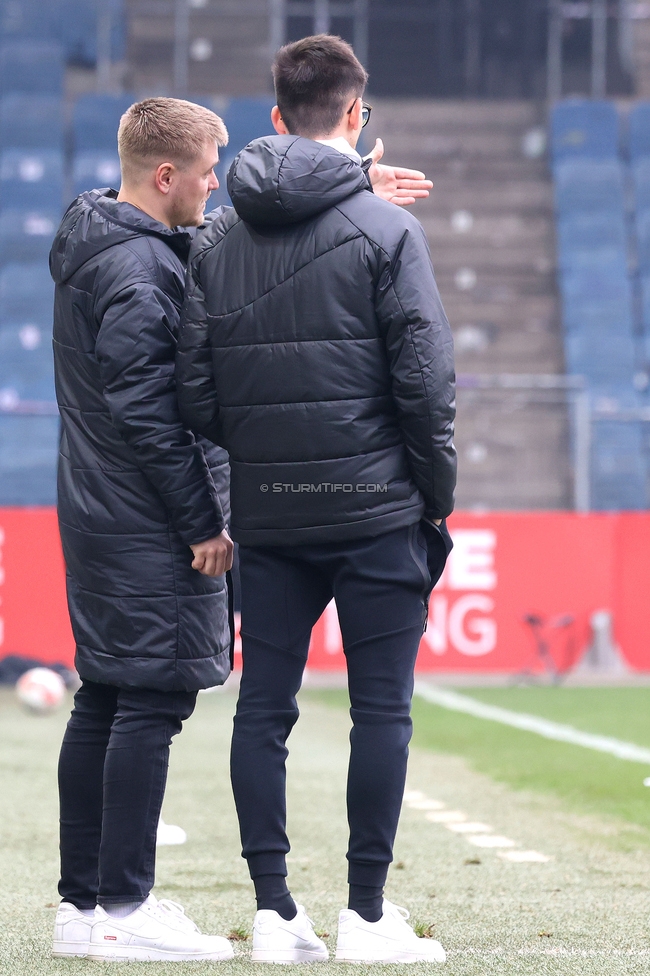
[253,874,297,921]
[348,883,384,923]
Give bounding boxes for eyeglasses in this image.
[347,99,372,128]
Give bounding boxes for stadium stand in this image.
[0,262,57,505]
[72,94,133,196]
[0,149,64,209]
[551,99,647,509]
[0,39,64,95]
[0,0,125,67]
[0,95,64,150]
[212,97,276,206]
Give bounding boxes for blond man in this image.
[50,98,235,963]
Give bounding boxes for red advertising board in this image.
[1,507,649,673]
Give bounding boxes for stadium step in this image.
[372,98,568,510]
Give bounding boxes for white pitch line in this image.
[414,682,650,765]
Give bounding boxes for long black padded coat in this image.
[176,136,456,547]
[50,189,231,692]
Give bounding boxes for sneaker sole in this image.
[335,947,446,964]
[87,945,235,962]
[52,940,88,958]
[251,947,329,964]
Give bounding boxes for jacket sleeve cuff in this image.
[178,512,225,548]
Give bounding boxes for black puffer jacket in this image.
[177,136,456,546]
[50,189,231,691]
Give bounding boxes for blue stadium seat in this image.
[632,157,650,212]
[223,97,275,153]
[0,0,59,41]
[559,250,628,282]
[0,323,54,401]
[0,415,58,505]
[629,102,650,162]
[551,100,620,162]
[557,211,627,259]
[211,97,276,206]
[73,150,121,197]
[0,262,54,323]
[565,330,636,383]
[0,149,64,209]
[0,209,59,265]
[0,41,64,96]
[73,94,135,152]
[639,274,650,333]
[591,421,648,510]
[560,267,632,304]
[0,96,64,150]
[554,159,625,215]
[635,209,650,275]
[0,0,125,66]
[61,0,126,68]
[562,298,634,335]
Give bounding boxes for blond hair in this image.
[118,97,228,183]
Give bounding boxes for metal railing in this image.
[547,0,637,102]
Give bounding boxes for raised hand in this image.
[365,138,433,207]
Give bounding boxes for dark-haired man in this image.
[177,35,456,964]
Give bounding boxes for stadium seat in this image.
[61,0,126,68]
[73,94,135,152]
[0,415,58,505]
[551,100,620,162]
[557,211,627,256]
[212,97,276,206]
[632,157,650,213]
[0,262,54,323]
[0,149,64,209]
[591,420,648,510]
[635,209,650,275]
[0,96,64,150]
[73,150,121,197]
[629,102,650,162]
[562,295,634,335]
[554,160,625,215]
[0,323,55,401]
[565,330,636,384]
[639,274,650,334]
[0,0,125,66]
[0,40,64,96]
[0,209,59,265]
[0,0,59,42]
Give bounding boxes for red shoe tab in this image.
[104,935,117,940]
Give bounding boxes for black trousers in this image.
[58,679,196,909]
[230,521,449,890]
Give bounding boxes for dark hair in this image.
[272,34,368,138]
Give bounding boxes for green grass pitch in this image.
[1,684,650,974]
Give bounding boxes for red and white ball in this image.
[16,667,66,714]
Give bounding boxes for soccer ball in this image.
[16,668,66,714]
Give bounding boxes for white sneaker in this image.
[52,902,95,958]
[87,893,234,962]
[335,900,446,964]
[252,904,329,963]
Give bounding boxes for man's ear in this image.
[271,105,289,136]
[154,161,175,196]
[346,97,362,134]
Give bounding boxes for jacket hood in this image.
[227,135,371,227]
[49,189,194,284]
